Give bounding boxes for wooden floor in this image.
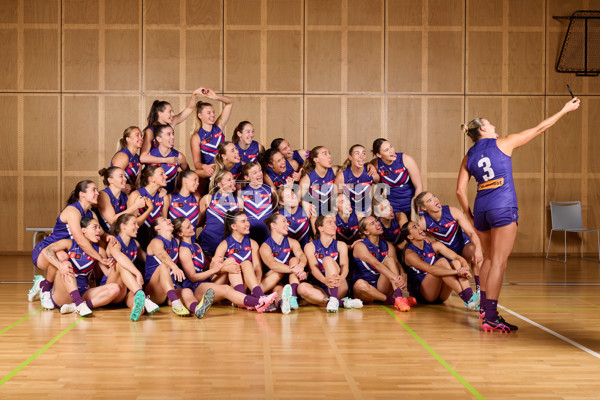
[1,256,600,399]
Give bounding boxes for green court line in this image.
[382,306,485,400]
[0,317,83,386]
[0,308,43,336]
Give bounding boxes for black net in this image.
[556,11,600,76]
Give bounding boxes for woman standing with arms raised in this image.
[190,89,234,180]
[457,98,580,332]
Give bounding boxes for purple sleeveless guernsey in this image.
[136,187,164,227]
[236,141,260,164]
[148,147,180,193]
[306,168,336,216]
[225,235,253,263]
[342,166,373,214]
[225,162,243,181]
[179,241,210,287]
[266,160,295,189]
[377,153,415,214]
[95,188,128,233]
[292,150,306,167]
[111,148,140,187]
[335,212,359,244]
[353,237,389,286]
[312,238,339,274]
[198,125,225,165]
[378,217,401,245]
[466,138,517,213]
[168,193,199,231]
[242,185,272,243]
[279,207,309,247]
[198,192,239,255]
[68,241,100,293]
[114,235,138,262]
[263,236,293,271]
[144,235,179,282]
[423,205,470,254]
[404,241,435,289]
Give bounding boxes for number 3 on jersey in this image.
[478,157,495,181]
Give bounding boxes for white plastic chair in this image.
[546,201,600,263]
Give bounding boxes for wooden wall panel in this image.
[508,32,544,94]
[467,0,502,27]
[514,177,543,253]
[105,29,140,91]
[24,29,60,91]
[305,31,341,92]
[465,96,503,135]
[0,177,18,250]
[267,0,302,25]
[386,97,422,166]
[226,0,261,25]
[426,178,461,208]
[105,0,139,24]
[24,95,60,171]
[346,97,383,152]
[104,96,141,166]
[508,0,544,26]
[348,0,382,25]
[388,0,421,26]
[427,97,463,173]
[188,0,222,25]
[306,0,341,25]
[0,30,18,90]
[144,0,179,25]
[0,1,17,23]
[64,0,98,24]
[508,97,544,173]
[467,32,502,93]
[63,95,99,172]
[428,31,463,93]
[267,30,302,92]
[265,96,303,150]
[63,29,100,90]
[225,30,261,92]
[386,32,422,93]
[0,96,18,171]
[588,98,600,173]
[305,96,342,164]
[25,0,59,23]
[144,30,180,91]
[546,98,582,174]
[186,30,222,92]
[347,31,383,93]
[24,176,59,250]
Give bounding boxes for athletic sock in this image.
[385,295,395,305]
[40,279,53,293]
[458,287,474,303]
[277,300,282,309]
[291,283,299,297]
[480,290,487,309]
[486,299,498,321]
[166,290,179,303]
[393,288,403,298]
[329,287,339,300]
[243,295,259,307]
[234,284,245,294]
[189,302,199,313]
[69,290,84,306]
[251,286,265,298]
[86,300,94,309]
[474,275,480,292]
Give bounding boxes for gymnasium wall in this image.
[1,0,599,255]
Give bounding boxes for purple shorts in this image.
[474,207,518,232]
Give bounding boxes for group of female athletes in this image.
[27,86,581,333]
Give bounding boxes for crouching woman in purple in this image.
[173,217,269,313]
[352,216,414,312]
[400,221,479,310]
[211,210,278,313]
[457,97,580,333]
[145,217,207,318]
[260,213,308,313]
[102,213,160,321]
[42,217,121,317]
[298,215,363,313]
